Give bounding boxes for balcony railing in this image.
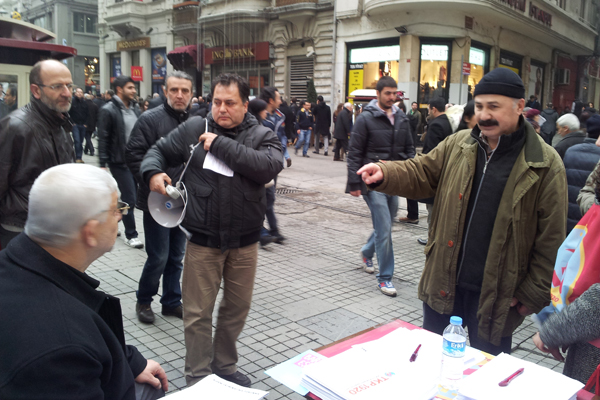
[275,0,317,6]
[173,1,199,27]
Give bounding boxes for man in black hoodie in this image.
[70,87,89,163]
[126,71,193,324]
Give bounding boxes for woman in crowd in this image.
[248,98,268,124]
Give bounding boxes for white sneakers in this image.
[125,237,144,249]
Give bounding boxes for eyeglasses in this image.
[101,201,130,217]
[36,83,75,92]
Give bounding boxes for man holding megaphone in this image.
[140,73,283,388]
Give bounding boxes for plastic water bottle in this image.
[440,316,467,390]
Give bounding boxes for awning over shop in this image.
[0,37,77,61]
[167,44,201,71]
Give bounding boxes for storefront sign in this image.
[463,62,471,75]
[349,45,400,64]
[348,64,364,96]
[421,45,448,62]
[494,0,526,12]
[499,52,522,76]
[204,42,270,64]
[151,48,167,82]
[529,2,552,27]
[131,66,143,82]
[469,48,485,66]
[117,37,150,52]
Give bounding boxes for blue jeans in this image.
[361,191,398,282]
[72,124,85,160]
[277,129,290,160]
[109,164,138,239]
[295,130,311,155]
[137,211,186,308]
[260,178,278,237]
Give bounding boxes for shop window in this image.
[530,62,545,102]
[347,45,400,93]
[499,51,522,76]
[468,47,489,99]
[419,43,450,104]
[84,57,100,94]
[73,12,97,34]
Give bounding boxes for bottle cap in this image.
[450,316,463,325]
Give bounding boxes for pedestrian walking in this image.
[84,93,98,156]
[70,87,88,163]
[313,95,332,156]
[333,103,352,161]
[294,100,314,157]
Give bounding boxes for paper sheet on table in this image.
[203,152,234,177]
[303,329,440,400]
[458,352,583,400]
[265,350,327,395]
[164,374,268,399]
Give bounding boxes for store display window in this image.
[468,46,489,98]
[499,51,522,76]
[348,45,400,94]
[419,43,450,104]
[530,61,545,101]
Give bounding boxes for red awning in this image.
[167,44,199,71]
[0,38,77,60]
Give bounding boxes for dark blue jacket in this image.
[296,107,314,130]
[563,138,600,232]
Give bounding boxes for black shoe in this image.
[271,233,285,244]
[136,303,155,323]
[216,371,251,387]
[303,154,310,158]
[162,305,183,319]
[84,150,88,155]
[324,151,328,156]
[312,150,319,154]
[417,238,428,246]
[259,235,273,247]
[286,158,292,168]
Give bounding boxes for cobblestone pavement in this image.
[81,145,564,399]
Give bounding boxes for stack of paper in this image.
[164,374,268,400]
[300,328,442,400]
[264,350,327,396]
[458,352,583,400]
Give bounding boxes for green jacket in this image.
[374,124,567,346]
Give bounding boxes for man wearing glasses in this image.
[0,59,75,248]
[0,164,168,400]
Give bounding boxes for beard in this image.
[167,97,190,112]
[39,90,71,113]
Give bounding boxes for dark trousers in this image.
[0,226,20,249]
[333,137,348,159]
[407,199,419,220]
[422,287,512,356]
[84,130,95,155]
[109,164,138,239]
[72,124,86,160]
[261,178,278,236]
[137,212,186,308]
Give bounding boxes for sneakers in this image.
[125,237,144,249]
[417,238,428,246]
[216,371,251,388]
[399,217,419,224]
[136,303,155,323]
[286,158,292,168]
[271,233,285,244]
[378,281,397,297]
[162,305,183,319]
[360,252,375,274]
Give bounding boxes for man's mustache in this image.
[478,119,499,127]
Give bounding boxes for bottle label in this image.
[443,338,465,357]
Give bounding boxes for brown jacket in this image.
[374,123,567,346]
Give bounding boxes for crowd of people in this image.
[2,58,600,398]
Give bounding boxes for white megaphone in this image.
[148,186,187,228]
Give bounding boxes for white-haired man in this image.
[0,164,168,400]
[553,113,585,159]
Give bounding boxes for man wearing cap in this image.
[356,68,567,355]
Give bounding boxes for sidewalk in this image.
[81,149,563,399]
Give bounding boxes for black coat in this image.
[347,100,415,192]
[0,98,75,229]
[333,107,352,140]
[86,99,99,133]
[296,108,314,131]
[140,113,283,251]
[70,96,89,126]
[147,96,164,110]
[313,102,332,138]
[279,103,296,140]
[423,113,453,154]
[0,234,147,399]
[540,108,559,143]
[554,131,587,159]
[563,139,600,232]
[98,97,141,167]
[126,101,188,212]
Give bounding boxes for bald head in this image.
[29,60,73,114]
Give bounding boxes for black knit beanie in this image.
[473,68,525,99]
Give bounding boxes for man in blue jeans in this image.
[346,76,414,297]
[295,100,313,157]
[126,71,193,323]
[70,87,88,163]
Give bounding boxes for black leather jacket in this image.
[140,113,283,251]
[0,97,75,229]
[126,101,188,212]
[347,100,414,192]
[98,97,141,167]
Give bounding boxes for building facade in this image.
[334,0,600,112]
[10,0,99,92]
